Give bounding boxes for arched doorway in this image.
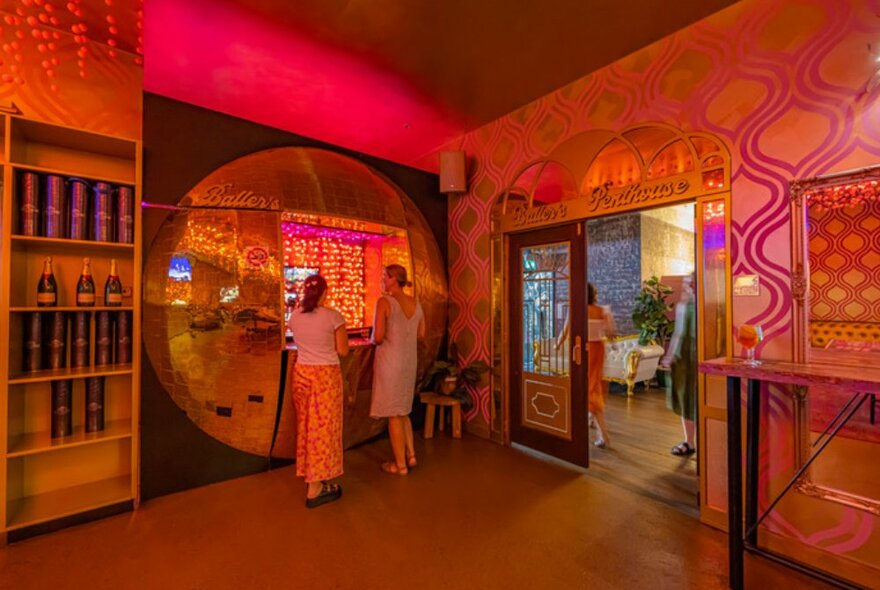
[491,123,731,524]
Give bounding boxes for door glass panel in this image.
[700,200,727,360]
[521,242,570,377]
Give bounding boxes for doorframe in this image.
[485,124,732,521]
[496,197,731,506]
[506,222,589,466]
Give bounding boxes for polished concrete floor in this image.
[1,435,832,590]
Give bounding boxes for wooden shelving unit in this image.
[0,115,142,539]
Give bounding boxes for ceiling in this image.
[145,0,742,171]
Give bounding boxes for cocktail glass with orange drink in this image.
[736,324,763,366]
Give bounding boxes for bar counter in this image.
[699,357,880,590]
[272,338,384,459]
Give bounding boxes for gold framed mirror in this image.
[790,165,880,515]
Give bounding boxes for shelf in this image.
[9,117,137,184]
[8,364,133,384]
[11,235,135,251]
[10,163,135,187]
[7,420,132,458]
[10,306,133,313]
[1,114,141,538]
[5,475,131,531]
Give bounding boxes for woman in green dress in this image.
[661,274,697,456]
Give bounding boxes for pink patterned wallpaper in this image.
[809,200,880,322]
[434,0,880,574]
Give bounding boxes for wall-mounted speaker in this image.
[439,150,467,193]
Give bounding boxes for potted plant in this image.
[631,276,674,387]
[418,345,489,411]
[631,275,675,346]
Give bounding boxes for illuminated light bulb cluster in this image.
[806,180,880,211]
[703,201,725,223]
[0,0,143,91]
[281,211,375,234]
[282,222,368,327]
[133,2,141,64]
[702,169,726,191]
[178,218,240,274]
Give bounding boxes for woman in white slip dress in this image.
[371,264,425,475]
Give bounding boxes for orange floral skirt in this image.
[292,363,344,483]
[587,340,607,414]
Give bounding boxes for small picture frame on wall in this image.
[733,274,760,296]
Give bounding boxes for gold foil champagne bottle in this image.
[104,258,123,307]
[76,257,96,307]
[36,256,57,307]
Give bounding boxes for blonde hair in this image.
[385,264,412,288]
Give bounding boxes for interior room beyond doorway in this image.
[586,202,698,514]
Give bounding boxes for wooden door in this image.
[509,222,589,467]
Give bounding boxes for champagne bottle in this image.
[36,256,58,307]
[76,257,96,307]
[104,259,123,307]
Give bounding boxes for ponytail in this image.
[301,274,327,313]
[385,264,412,288]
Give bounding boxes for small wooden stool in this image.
[420,392,462,439]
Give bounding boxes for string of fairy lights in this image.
[1,0,143,91]
[282,222,369,326]
[806,179,880,211]
[163,216,409,328]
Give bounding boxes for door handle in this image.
[572,335,582,366]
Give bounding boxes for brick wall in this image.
[587,214,641,335]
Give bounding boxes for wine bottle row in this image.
[23,310,132,373]
[37,256,124,307]
[18,171,134,243]
[50,377,105,438]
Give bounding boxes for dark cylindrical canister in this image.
[19,171,40,236]
[117,186,134,244]
[85,376,105,433]
[51,379,73,438]
[95,311,113,365]
[92,182,113,242]
[44,311,67,370]
[69,178,90,241]
[116,310,132,364]
[44,175,66,239]
[71,311,91,368]
[23,312,42,372]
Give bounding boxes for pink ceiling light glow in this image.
[145,0,466,168]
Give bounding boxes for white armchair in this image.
[603,335,665,396]
[531,334,664,396]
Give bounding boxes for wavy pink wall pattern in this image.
[439,0,880,571]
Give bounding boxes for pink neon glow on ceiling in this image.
[145,0,465,169]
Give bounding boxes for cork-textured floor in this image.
[1,435,831,589]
